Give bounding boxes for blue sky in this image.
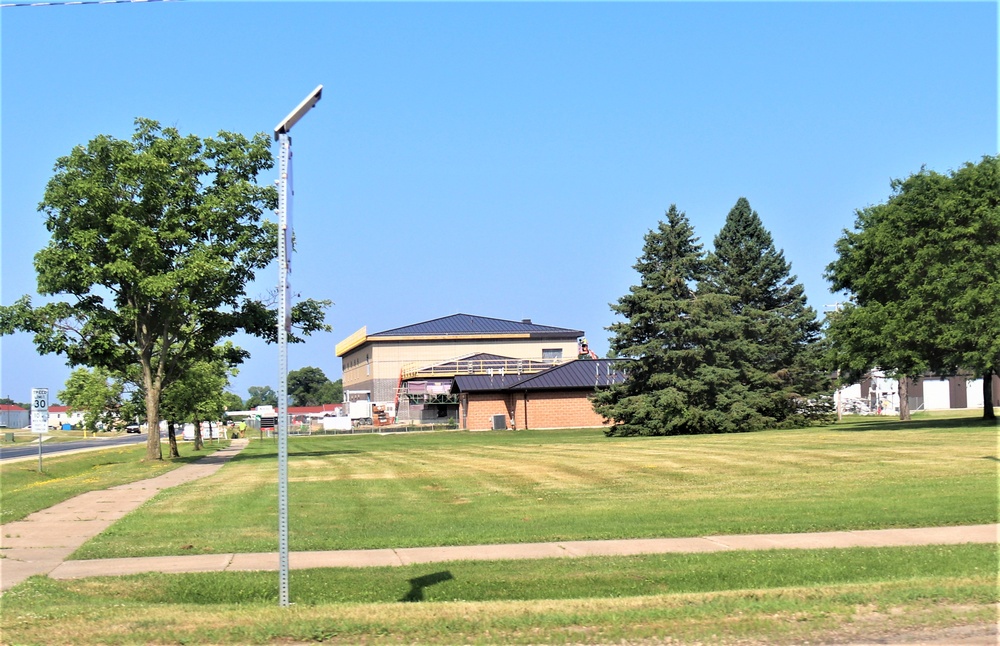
[1,1,997,404]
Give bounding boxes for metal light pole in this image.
[273,85,322,607]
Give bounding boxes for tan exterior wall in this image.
[462,390,608,430]
[342,338,579,405]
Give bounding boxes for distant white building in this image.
[0,404,29,429]
[837,372,1000,415]
[47,405,86,429]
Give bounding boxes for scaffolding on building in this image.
[393,354,570,417]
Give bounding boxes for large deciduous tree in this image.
[58,367,134,432]
[0,118,331,460]
[288,366,341,406]
[161,352,235,453]
[826,156,999,420]
[245,385,278,409]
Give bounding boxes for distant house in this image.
[0,404,29,429]
[451,359,626,430]
[47,405,86,429]
[336,313,586,423]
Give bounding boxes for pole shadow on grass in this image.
[400,571,454,602]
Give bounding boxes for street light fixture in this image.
[274,85,323,141]
[274,85,322,608]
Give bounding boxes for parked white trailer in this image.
[348,401,374,425]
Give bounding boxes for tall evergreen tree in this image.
[595,205,740,436]
[701,198,829,428]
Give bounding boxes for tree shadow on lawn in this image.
[833,416,998,433]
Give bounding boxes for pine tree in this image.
[594,205,736,436]
[701,197,829,428]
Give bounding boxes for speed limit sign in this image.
[31,388,49,434]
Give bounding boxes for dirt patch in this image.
[832,622,998,645]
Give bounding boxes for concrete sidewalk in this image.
[0,439,249,592]
[44,524,998,581]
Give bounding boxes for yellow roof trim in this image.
[368,333,532,343]
[338,331,542,356]
[334,326,368,356]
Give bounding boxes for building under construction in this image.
[335,313,587,424]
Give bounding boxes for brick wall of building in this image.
[519,390,607,429]
[462,393,514,430]
[461,390,607,430]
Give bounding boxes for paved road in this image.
[0,433,149,461]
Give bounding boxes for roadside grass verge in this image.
[2,545,995,644]
[0,428,124,444]
[0,442,226,524]
[74,417,998,559]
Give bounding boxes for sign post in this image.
[31,388,49,472]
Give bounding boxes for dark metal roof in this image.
[508,359,626,391]
[452,374,531,392]
[371,314,583,338]
[451,360,627,393]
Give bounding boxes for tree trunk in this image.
[194,416,203,451]
[897,376,910,421]
[167,421,180,458]
[984,370,997,421]
[144,380,162,461]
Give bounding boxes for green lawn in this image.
[1,414,997,645]
[0,441,227,524]
[2,544,994,644]
[73,415,998,559]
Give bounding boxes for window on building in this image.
[542,348,562,359]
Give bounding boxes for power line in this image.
[2,0,180,8]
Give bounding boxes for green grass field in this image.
[72,415,998,559]
[0,441,226,524]
[1,414,996,644]
[2,545,995,644]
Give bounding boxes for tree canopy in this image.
[0,118,331,459]
[161,351,235,453]
[597,200,830,436]
[288,366,342,406]
[592,205,723,435]
[57,367,140,432]
[246,385,278,409]
[701,198,827,428]
[826,156,999,419]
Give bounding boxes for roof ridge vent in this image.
[522,318,532,323]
